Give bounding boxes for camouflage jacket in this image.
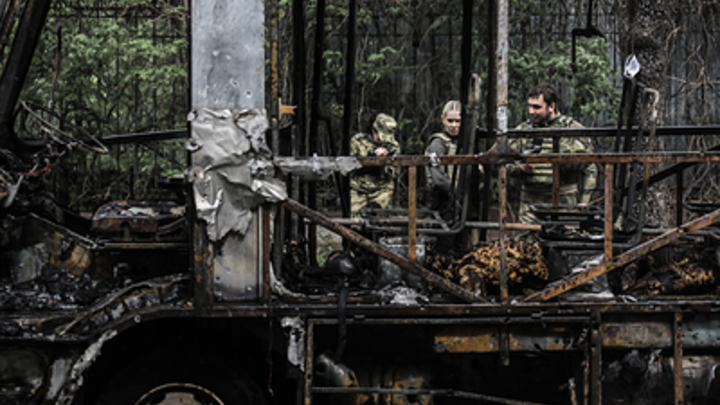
[425,131,458,191]
[350,132,400,193]
[509,114,597,203]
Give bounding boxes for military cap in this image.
[373,113,397,144]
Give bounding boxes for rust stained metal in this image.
[590,310,601,405]
[674,312,684,405]
[499,164,509,302]
[601,320,672,348]
[281,198,486,303]
[434,322,585,354]
[408,166,417,263]
[356,151,720,167]
[305,318,315,405]
[604,163,613,261]
[521,207,720,303]
[434,326,497,353]
[193,220,213,311]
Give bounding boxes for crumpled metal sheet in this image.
[187,108,287,241]
[274,155,362,180]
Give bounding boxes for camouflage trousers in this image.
[350,188,393,218]
[519,183,578,224]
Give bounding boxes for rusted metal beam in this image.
[339,217,541,231]
[357,151,720,167]
[673,312,683,405]
[499,165,508,302]
[590,143,720,207]
[193,220,214,311]
[604,163,613,261]
[408,166,417,262]
[521,207,720,302]
[503,125,720,139]
[281,198,486,303]
[590,310,602,405]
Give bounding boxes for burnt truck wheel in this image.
[92,353,266,405]
[134,383,224,405]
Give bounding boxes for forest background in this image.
[6,0,720,222]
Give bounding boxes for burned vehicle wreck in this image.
[2,0,720,405]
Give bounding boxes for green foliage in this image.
[508,37,620,127]
[357,46,402,85]
[16,0,188,209]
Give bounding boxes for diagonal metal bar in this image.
[521,207,720,303]
[281,198,486,303]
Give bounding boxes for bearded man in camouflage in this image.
[509,83,597,223]
[350,113,400,218]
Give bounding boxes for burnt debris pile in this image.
[428,240,549,296]
[615,241,719,296]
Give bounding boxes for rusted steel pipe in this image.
[281,198,485,303]
[356,151,720,167]
[521,207,720,302]
[588,145,720,206]
[604,163,613,261]
[673,312,683,405]
[507,125,720,138]
[499,165,508,302]
[408,166,417,262]
[333,217,541,231]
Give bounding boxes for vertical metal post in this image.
[583,323,590,405]
[0,0,52,147]
[552,138,560,206]
[341,0,357,219]
[193,221,214,311]
[307,0,327,267]
[481,0,497,242]
[591,310,602,405]
[674,312,684,405]
[497,0,509,306]
[269,0,279,124]
[604,163,614,262]
[676,171,684,227]
[499,165,508,302]
[408,166,417,263]
[305,320,315,405]
[496,0,508,133]
[292,0,306,238]
[262,206,272,302]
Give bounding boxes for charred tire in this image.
[92,353,266,405]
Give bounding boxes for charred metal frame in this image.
[283,126,720,405]
[2,0,720,404]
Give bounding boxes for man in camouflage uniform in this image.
[350,113,400,218]
[509,83,597,223]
